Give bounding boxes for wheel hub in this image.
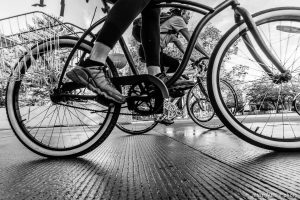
[272,70,292,84]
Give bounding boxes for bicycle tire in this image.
[115,84,159,134]
[293,94,300,116]
[116,115,158,135]
[186,79,237,130]
[6,36,120,157]
[207,7,300,150]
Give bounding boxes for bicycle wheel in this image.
[293,94,300,115]
[186,79,237,130]
[115,83,159,135]
[116,111,158,135]
[6,36,120,157]
[208,7,300,150]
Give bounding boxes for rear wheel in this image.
[293,93,300,115]
[116,113,158,135]
[116,82,159,135]
[6,37,120,157]
[187,79,237,130]
[208,8,300,150]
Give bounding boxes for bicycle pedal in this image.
[169,83,194,91]
[60,81,85,92]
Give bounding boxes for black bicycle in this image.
[6,0,300,157]
[116,58,238,134]
[186,58,237,130]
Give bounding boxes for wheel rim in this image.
[7,39,118,154]
[211,12,300,144]
[116,115,158,134]
[187,79,237,129]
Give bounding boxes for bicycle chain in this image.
[55,101,154,116]
[55,98,182,120]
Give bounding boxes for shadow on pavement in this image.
[1,157,117,199]
[240,151,300,165]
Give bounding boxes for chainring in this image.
[127,79,164,115]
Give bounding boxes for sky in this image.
[1,0,300,28]
[0,0,300,38]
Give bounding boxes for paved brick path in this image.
[1,122,300,199]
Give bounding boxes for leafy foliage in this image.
[0,13,76,107]
[247,77,298,112]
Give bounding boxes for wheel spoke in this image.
[210,13,300,149]
[6,39,119,157]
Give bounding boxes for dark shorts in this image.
[138,45,179,73]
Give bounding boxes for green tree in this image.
[0,13,76,107]
[222,64,249,112]
[247,76,296,113]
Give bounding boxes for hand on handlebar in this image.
[192,58,208,72]
[191,59,201,69]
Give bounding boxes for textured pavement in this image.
[1,120,300,199]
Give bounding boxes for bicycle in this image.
[115,73,189,135]
[186,58,238,130]
[6,0,300,157]
[116,58,238,135]
[291,93,300,115]
[116,58,238,134]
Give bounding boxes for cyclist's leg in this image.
[141,5,161,76]
[67,0,154,103]
[159,52,194,89]
[98,0,154,51]
[138,45,146,63]
[160,52,180,73]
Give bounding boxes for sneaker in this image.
[155,115,174,125]
[156,73,194,90]
[66,59,126,104]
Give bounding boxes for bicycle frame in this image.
[156,0,287,86]
[58,0,286,95]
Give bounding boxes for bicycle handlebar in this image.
[191,57,208,72]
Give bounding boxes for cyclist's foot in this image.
[155,115,174,125]
[66,59,126,104]
[156,73,194,90]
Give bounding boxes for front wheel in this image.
[6,37,120,157]
[208,7,300,150]
[116,114,158,135]
[186,79,237,130]
[293,93,300,115]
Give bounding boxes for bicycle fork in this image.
[233,4,291,82]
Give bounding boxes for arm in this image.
[179,28,209,57]
[172,37,197,62]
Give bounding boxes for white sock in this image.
[147,66,161,76]
[90,42,111,64]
